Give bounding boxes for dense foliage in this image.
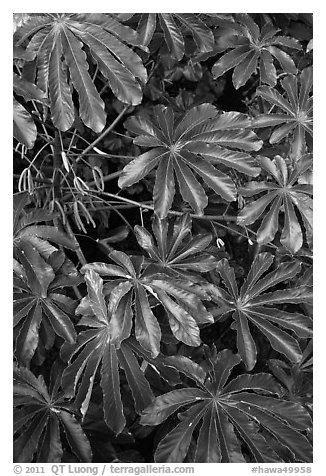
[13,13,313,463]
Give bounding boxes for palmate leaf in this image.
[13,195,79,295]
[14,261,78,366]
[212,14,302,89]
[237,155,313,253]
[13,201,81,364]
[13,195,80,363]
[134,214,218,280]
[140,349,312,463]
[61,330,190,435]
[60,269,159,434]
[134,13,214,60]
[81,250,214,357]
[252,67,313,158]
[213,252,312,370]
[14,13,147,132]
[119,103,262,218]
[13,364,92,463]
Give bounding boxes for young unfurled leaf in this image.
[140,349,312,463]
[119,103,262,217]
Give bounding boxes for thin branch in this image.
[64,218,87,266]
[85,170,122,190]
[87,189,238,221]
[52,130,62,200]
[79,189,278,250]
[69,153,134,159]
[78,105,129,158]
[88,193,135,235]
[13,174,52,185]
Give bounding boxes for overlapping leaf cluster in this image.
[13,12,313,464]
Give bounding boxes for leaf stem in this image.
[78,105,129,158]
[64,218,88,266]
[53,130,62,200]
[87,189,238,221]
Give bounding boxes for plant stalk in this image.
[78,105,129,158]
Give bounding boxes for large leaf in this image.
[213,253,312,370]
[237,155,313,252]
[212,14,301,88]
[140,349,312,463]
[119,103,262,217]
[14,13,147,131]
[13,365,92,463]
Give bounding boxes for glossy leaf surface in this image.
[135,13,214,60]
[238,155,313,252]
[212,14,301,89]
[14,364,92,463]
[134,214,218,280]
[140,349,312,463]
[61,268,157,433]
[81,250,214,356]
[119,103,262,217]
[253,67,312,158]
[214,253,312,370]
[14,13,147,131]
